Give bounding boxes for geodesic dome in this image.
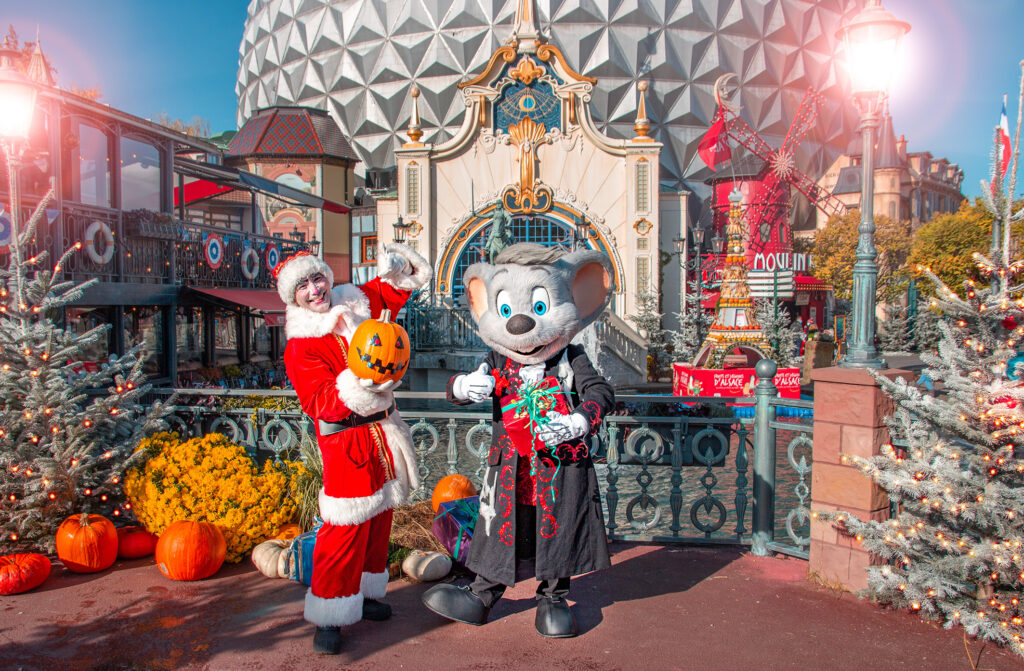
[237,0,862,196]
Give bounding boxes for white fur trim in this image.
[380,412,419,493]
[304,589,362,627]
[379,243,432,291]
[319,479,407,527]
[285,304,346,340]
[361,571,389,600]
[276,254,333,305]
[336,369,393,415]
[331,284,372,340]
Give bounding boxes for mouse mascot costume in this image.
[277,245,431,654]
[422,243,614,638]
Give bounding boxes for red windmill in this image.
[707,75,847,267]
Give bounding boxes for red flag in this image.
[698,115,732,171]
[998,95,1012,183]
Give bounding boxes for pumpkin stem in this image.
[380,309,392,323]
[80,512,89,525]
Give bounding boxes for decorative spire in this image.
[633,81,653,142]
[511,0,541,53]
[405,85,423,145]
[26,39,53,86]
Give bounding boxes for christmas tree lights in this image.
[820,63,1024,658]
[0,183,169,553]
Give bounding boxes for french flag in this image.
[997,95,1012,185]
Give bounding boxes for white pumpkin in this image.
[252,539,294,579]
[401,550,452,582]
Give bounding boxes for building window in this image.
[406,163,420,215]
[67,307,112,367]
[125,306,165,377]
[176,306,203,371]
[74,121,111,207]
[637,237,649,251]
[636,160,649,213]
[889,202,896,219]
[636,256,650,294]
[120,136,162,211]
[361,236,378,263]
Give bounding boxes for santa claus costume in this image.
[276,244,431,654]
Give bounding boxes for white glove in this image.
[519,363,545,386]
[378,251,410,279]
[453,363,495,402]
[359,378,398,393]
[536,410,589,447]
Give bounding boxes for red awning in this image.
[190,287,286,325]
[174,179,235,207]
[794,275,832,292]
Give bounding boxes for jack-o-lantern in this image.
[347,309,411,385]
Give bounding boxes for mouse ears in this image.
[557,249,613,329]
[462,249,613,328]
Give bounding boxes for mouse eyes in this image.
[496,290,512,318]
[531,287,549,316]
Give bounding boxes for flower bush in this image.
[123,432,302,563]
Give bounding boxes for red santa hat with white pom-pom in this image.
[272,251,334,306]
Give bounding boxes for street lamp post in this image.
[573,214,591,250]
[392,214,409,245]
[675,226,707,345]
[836,0,909,370]
[0,44,41,305]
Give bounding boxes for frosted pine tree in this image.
[912,306,943,353]
[627,289,671,380]
[671,280,714,363]
[0,185,168,553]
[754,298,797,367]
[880,303,913,353]
[822,68,1024,659]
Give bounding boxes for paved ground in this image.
[4,542,1022,671]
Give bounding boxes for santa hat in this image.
[273,251,334,306]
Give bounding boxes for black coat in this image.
[447,344,614,586]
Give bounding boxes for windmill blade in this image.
[723,112,776,163]
[787,168,848,219]
[779,88,823,158]
[745,173,791,254]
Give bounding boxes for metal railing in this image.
[154,363,811,555]
[6,203,313,290]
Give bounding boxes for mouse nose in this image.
[506,314,535,335]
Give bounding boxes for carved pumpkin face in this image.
[347,309,411,385]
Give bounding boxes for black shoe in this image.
[312,626,342,655]
[535,596,577,638]
[421,583,490,625]
[363,598,392,621]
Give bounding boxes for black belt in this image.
[318,403,396,436]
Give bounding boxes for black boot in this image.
[421,583,490,625]
[362,598,392,621]
[312,626,342,654]
[535,596,577,638]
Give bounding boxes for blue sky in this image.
[4,0,1022,199]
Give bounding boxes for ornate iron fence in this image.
[155,366,811,555]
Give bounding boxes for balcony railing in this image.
[6,202,312,289]
[154,365,812,556]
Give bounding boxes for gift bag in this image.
[290,519,322,586]
[431,496,479,565]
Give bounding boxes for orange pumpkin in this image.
[347,309,411,385]
[0,553,51,595]
[117,526,159,559]
[155,520,226,581]
[55,513,118,573]
[432,474,478,513]
[274,523,302,541]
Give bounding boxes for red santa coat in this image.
[284,279,419,527]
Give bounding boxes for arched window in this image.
[450,214,573,299]
[72,120,111,207]
[406,162,420,215]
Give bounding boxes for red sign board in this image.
[672,364,801,399]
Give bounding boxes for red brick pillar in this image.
[808,366,912,590]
